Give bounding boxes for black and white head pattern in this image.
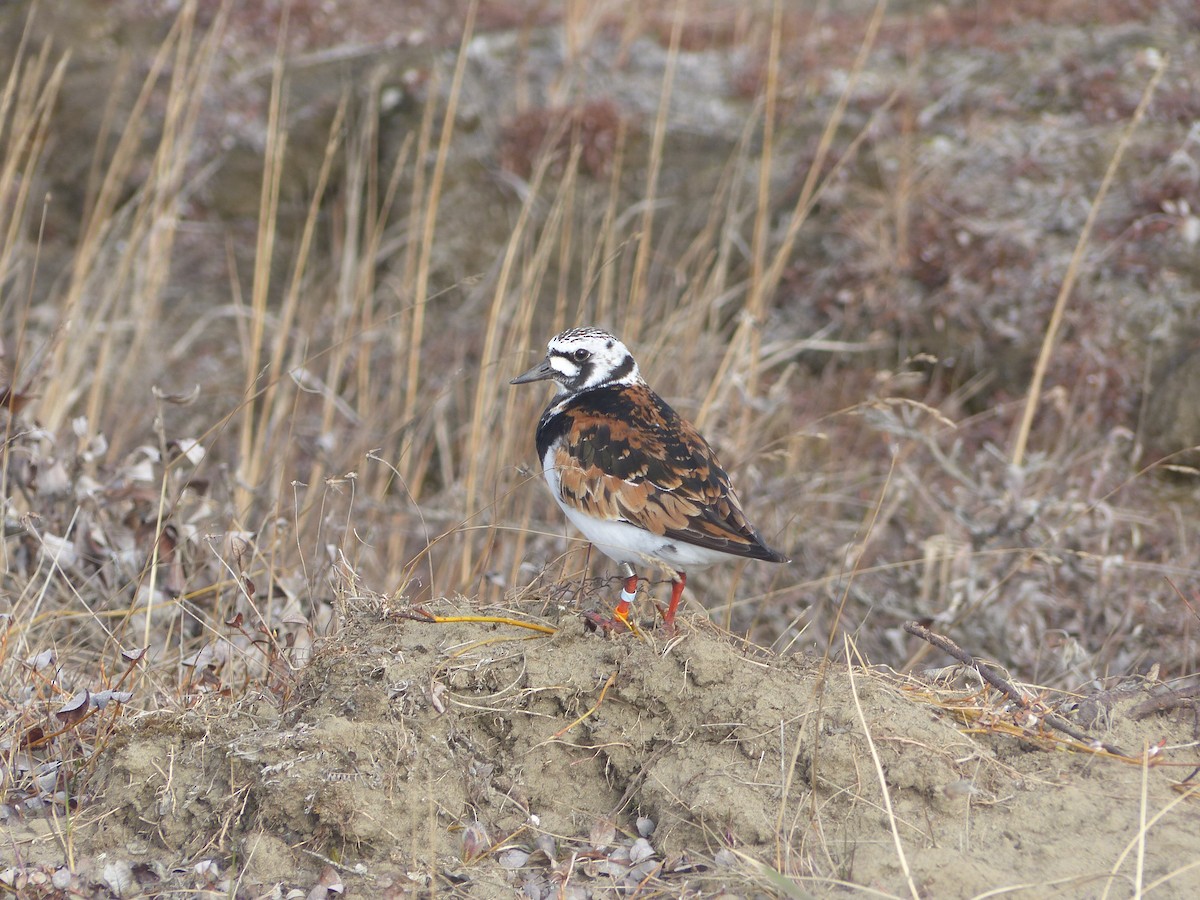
[543,327,642,394]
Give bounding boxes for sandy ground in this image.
[9,596,1198,898]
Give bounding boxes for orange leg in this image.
[584,569,640,633]
[663,572,687,628]
[613,573,639,628]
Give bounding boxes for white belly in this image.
[542,456,731,572]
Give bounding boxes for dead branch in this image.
[904,621,1129,757]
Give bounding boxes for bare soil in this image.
[9,598,1197,898]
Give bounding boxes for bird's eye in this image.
[573,348,591,362]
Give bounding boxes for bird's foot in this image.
[582,572,640,635]
[582,608,634,634]
[652,602,679,637]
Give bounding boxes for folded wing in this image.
[551,384,785,562]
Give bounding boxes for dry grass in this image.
[2,0,1200,894]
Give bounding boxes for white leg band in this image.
[620,587,637,604]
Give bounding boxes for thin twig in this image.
[1130,684,1200,720]
[541,671,617,743]
[903,621,1129,756]
[398,606,556,636]
[846,635,920,900]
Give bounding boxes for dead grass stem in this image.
[1011,54,1166,467]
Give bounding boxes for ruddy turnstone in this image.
[512,326,788,630]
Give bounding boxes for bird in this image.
[511,326,788,631]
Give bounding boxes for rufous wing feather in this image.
[551,385,785,562]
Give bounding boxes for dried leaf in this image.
[461,820,490,862]
[121,646,148,664]
[498,848,530,869]
[158,525,178,555]
[34,761,61,792]
[625,858,659,884]
[91,689,133,709]
[665,852,704,874]
[102,860,136,898]
[82,431,108,460]
[429,680,447,714]
[181,644,216,669]
[589,817,616,851]
[39,533,78,569]
[534,832,556,862]
[182,477,210,496]
[20,725,44,746]
[629,837,655,864]
[124,452,157,484]
[169,437,205,464]
[713,847,737,868]
[585,858,626,879]
[306,862,344,899]
[56,690,90,725]
[521,874,548,900]
[35,460,70,495]
[152,384,201,405]
[224,532,254,567]
[26,649,55,671]
[193,859,221,883]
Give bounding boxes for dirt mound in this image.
[7,600,1193,898]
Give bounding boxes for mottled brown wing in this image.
[547,384,784,561]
